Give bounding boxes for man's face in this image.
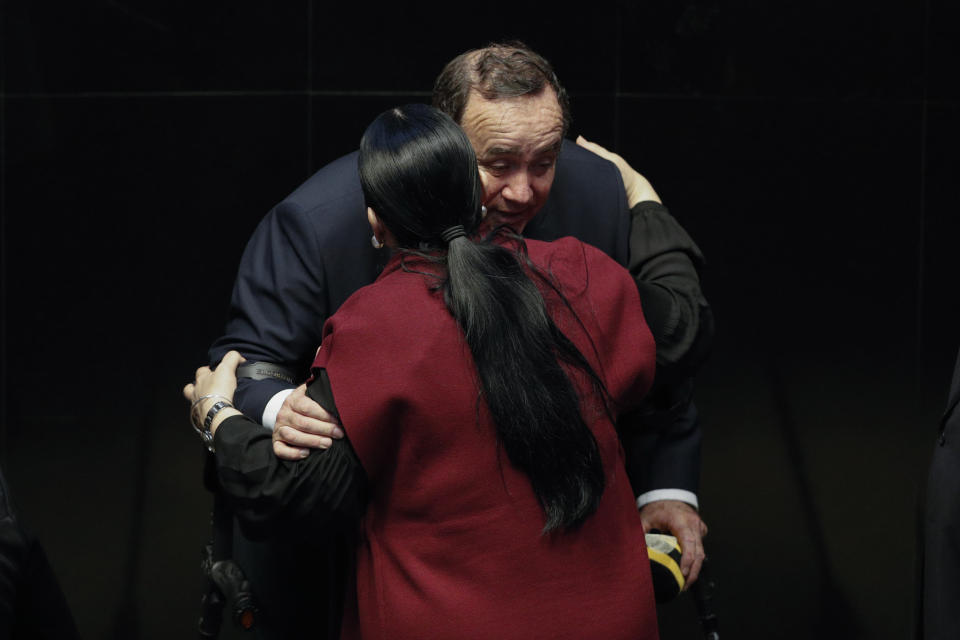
[460,88,565,233]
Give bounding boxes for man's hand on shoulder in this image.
[272,384,344,460]
[639,499,708,588]
[576,136,661,207]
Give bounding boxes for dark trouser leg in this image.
[230,521,349,640]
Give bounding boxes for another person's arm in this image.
[575,136,712,378]
[185,352,365,535]
[576,137,711,587]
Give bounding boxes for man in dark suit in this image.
[922,348,960,639]
[208,42,711,638]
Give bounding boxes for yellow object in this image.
[646,533,685,602]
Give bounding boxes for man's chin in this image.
[485,209,535,233]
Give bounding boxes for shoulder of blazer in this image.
[285,150,363,213]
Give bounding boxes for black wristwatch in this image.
[194,400,231,453]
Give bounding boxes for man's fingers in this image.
[686,519,709,587]
[639,512,654,534]
[273,439,311,461]
[676,515,707,587]
[277,408,344,438]
[183,383,195,402]
[276,390,343,438]
[679,528,705,588]
[287,392,338,423]
[678,530,696,574]
[271,386,344,458]
[274,424,334,449]
[684,550,704,588]
[638,501,707,589]
[686,554,704,587]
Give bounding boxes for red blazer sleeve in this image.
[310,304,406,480]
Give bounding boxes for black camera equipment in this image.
[198,456,258,638]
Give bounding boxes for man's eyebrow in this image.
[481,139,562,159]
[482,145,521,158]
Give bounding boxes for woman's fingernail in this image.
[332,427,345,438]
[299,449,309,458]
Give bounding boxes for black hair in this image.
[432,41,572,136]
[359,104,606,533]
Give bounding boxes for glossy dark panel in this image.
[619,0,924,100]
[567,94,619,144]
[617,94,928,638]
[307,93,427,171]
[928,0,960,100]
[310,5,618,94]
[3,1,309,92]
[617,95,922,347]
[4,94,309,419]
[919,104,960,399]
[3,93,309,637]
[694,324,935,639]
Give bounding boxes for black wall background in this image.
[2,1,958,638]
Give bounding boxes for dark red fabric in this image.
[313,237,658,640]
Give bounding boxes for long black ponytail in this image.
[359,104,606,533]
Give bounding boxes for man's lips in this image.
[488,208,530,222]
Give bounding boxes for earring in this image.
[370,234,384,249]
[481,205,488,218]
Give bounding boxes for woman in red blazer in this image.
[186,104,659,640]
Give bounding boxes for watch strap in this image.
[204,400,232,430]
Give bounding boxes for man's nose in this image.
[502,172,534,204]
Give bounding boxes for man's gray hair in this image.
[432,41,572,136]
